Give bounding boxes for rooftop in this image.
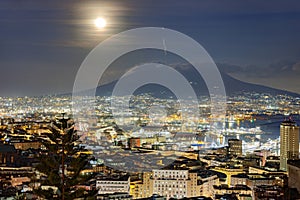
[96,174,130,181]
[281,119,297,126]
[0,144,16,153]
[213,184,251,190]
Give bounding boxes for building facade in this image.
[96,175,130,195]
[141,169,218,199]
[288,160,300,194]
[228,139,242,157]
[280,120,299,171]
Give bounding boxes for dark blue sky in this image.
[1,0,300,96]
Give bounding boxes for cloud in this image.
[223,60,300,94]
[292,62,300,72]
[216,63,243,73]
[220,60,300,78]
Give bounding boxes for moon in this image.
[94,17,107,28]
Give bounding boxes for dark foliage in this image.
[34,115,96,200]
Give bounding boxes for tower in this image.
[280,119,299,171]
[228,139,242,157]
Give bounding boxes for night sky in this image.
[1,0,300,96]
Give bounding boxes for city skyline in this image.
[0,93,299,199]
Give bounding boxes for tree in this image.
[34,114,96,199]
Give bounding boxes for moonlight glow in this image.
[94,17,107,28]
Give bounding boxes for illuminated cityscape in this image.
[1,0,300,199]
[0,93,300,199]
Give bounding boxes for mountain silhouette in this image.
[94,67,299,98]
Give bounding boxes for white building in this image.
[150,169,219,199]
[152,169,189,199]
[96,175,130,194]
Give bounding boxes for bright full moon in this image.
[94,17,107,28]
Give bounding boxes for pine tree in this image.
[34,114,96,199]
